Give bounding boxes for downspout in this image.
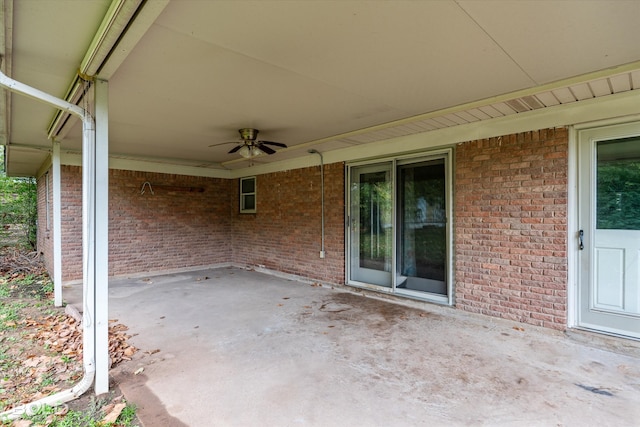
[308,150,325,258]
[0,68,96,420]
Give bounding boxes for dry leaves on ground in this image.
[1,307,139,413]
[22,314,138,368]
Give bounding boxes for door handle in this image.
[579,230,584,250]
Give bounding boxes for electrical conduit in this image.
[308,149,325,258]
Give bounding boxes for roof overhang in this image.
[2,0,640,177]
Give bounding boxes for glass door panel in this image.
[396,160,447,295]
[349,164,393,287]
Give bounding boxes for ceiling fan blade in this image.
[257,143,276,155]
[228,144,243,154]
[260,140,287,148]
[208,141,237,148]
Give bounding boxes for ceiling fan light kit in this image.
[238,145,265,158]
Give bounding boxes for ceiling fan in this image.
[210,128,287,158]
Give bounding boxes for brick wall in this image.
[108,170,233,277]
[232,163,345,284]
[51,164,343,284]
[454,128,568,330]
[60,166,83,281]
[57,166,234,281]
[38,129,570,331]
[36,170,53,272]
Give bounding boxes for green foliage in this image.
[0,280,9,298]
[597,161,640,230]
[0,172,37,249]
[14,400,139,427]
[0,300,26,331]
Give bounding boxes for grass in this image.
[0,300,27,331]
[11,399,138,427]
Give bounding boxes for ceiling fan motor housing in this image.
[239,128,259,141]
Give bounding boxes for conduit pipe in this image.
[308,149,325,258]
[0,68,97,421]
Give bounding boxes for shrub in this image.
[0,149,37,249]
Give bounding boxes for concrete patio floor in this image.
[65,267,640,426]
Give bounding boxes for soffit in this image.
[3,0,640,176]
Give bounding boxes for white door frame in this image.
[569,117,640,338]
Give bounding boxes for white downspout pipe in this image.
[0,69,96,420]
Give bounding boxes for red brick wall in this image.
[57,166,234,281]
[232,163,345,284]
[454,128,568,330]
[60,166,83,281]
[108,170,233,277]
[36,170,53,271]
[39,128,571,332]
[46,165,343,284]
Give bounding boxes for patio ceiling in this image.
[2,0,640,176]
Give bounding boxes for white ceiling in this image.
[2,0,640,176]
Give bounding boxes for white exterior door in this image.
[578,122,640,339]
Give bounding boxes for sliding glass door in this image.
[349,164,393,287]
[347,152,451,303]
[397,159,447,296]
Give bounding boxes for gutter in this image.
[0,67,96,421]
[47,0,143,140]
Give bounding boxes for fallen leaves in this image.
[0,247,141,424]
[22,313,138,368]
[1,308,138,413]
[108,321,138,366]
[101,402,126,424]
[0,333,82,412]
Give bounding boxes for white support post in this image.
[52,141,63,307]
[93,78,109,394]
[0,68,98,417]
[81,109,96,398]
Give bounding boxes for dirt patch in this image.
[110,371,188,427]
[318,291,441,325]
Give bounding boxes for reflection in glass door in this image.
[397,159,447,296]
[349,164,393,287]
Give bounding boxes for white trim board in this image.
[40,89,640,180]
